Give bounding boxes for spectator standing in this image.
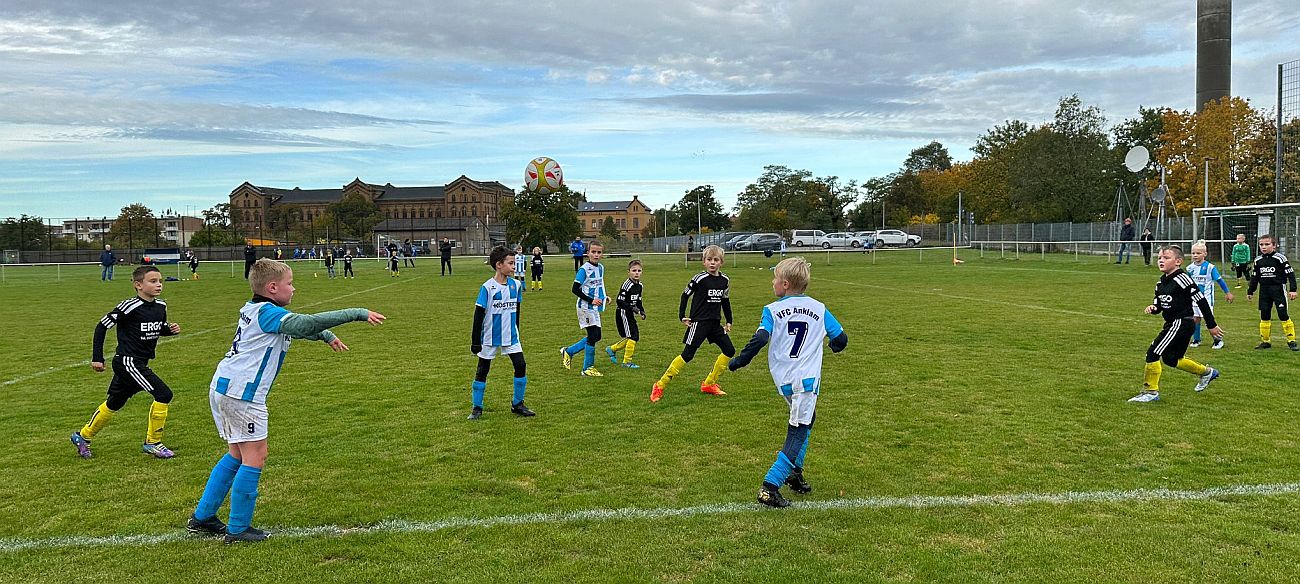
[1115,217,1135,264]
[440,237,454,276]
[570,237,587,271]
[1140,228,1155,266]
[243,244,257,279]
[99,244,117,282]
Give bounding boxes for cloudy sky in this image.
[0,1,1293,219]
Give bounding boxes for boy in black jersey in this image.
[606,259,646,368]
[1246,234,1298,350]
[530,246,545,291]
[70,265,182,458]
[651,245,734,402]
[1129,245,1222,403]
[342,250,355,279]
[188,251,200,280]
[388,249,400,277]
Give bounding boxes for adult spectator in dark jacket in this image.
[403,239,416,268]
[1139,228,1155,266]
[1115,217,1135,264]
[439,238,453,276]
[243,244,257,279]
[570,237,586,271]
[99,244,116,281]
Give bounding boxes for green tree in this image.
[190,204,245,247]
[904,141,953,173]
[734,166,816,231]
[805,176,859,231]
[600,216,621,240]
[671,186,731,234]
[106,204,160,249]
[499,185,583,252]
[265,204,302,242]
[325,193,383,239]
[1006,95,1116,222]
[0,215,49,250]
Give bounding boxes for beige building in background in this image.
[578,196,654,241]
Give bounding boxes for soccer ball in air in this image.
[143,256,152,264]
[525,157,564,194]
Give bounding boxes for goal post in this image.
[1193,202,1300,262]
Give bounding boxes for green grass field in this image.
[3,250,1300,582]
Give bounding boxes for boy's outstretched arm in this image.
[277,307,383,343]
[728,328,769,371]
[826,310,847,353]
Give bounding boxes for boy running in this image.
[467,246,534,420]
[1129,245,1222,403]
[561,241,607,377]
[1247,234,1299,350]
[729,257,847,507]
[650,245,734,402]
[186,259,385,542]
[70,265,182,459]
[606,259,646,368]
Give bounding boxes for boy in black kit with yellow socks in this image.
[651,245,734,402]
[1129,245,1221,403]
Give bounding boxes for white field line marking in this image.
[822,277,1147,325]
[0,278,420,387]
[1,482,1297,553]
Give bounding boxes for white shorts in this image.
[577,307,602,328]
[783,391,818,426]
[1192,297,1214,318]
[210,390,269,443]
[477,343,523,359]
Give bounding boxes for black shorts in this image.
[1258,285,1290,319]
[1148,318,1194,360]
[107,356,171,406]
[531,267,543,280]
[683,319,729,348]
[1233,263,1250,279]
[615,309,640,341]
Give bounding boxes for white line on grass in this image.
[0,278,420,387]
[822,277,1147,324]
[2,482,1297,552]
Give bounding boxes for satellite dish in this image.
[1150,184,1168,203]
[1124,146,1150,172]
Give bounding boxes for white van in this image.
[790,230,826,247]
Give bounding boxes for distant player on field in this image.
[650,245,734,402]
[1230,233,1251,288]
[529,246,545,291]
[188,251,200,280]
[388,249,401,277]
[186,258,385,543]
[606,259,646,369]
[561,241,607,377]
[70,265,182,459]
[467,246,534,420]
[728,257,847,507]
[1247,234,1299,350]
[342,250,355,279]
[1128,245,1221,403]
[1186,240,1233,349]
[514,244,528,286]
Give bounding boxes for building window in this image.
[633,217,639,228]
[435,209,442,218]
[591,219,598,229]
[419,209,426,219]
[470,206,477,217]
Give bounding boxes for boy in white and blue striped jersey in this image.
[187,259,386,543]
[729,257,847,508]
[561,241,607,376]
[468,246,534,420]
[1187,240,1233,349]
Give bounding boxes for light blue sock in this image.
[764,451,795,488]
[1192,323,1202,343]
[471,380,486,408]
[566,338,587,356]
[228,464,263,534]
[513,376,526,404]
[584,344,596,370]
[194,453,240,520]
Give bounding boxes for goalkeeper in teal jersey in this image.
[728,257,847,508]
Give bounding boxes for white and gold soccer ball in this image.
[524,156,564,194]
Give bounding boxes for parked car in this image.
[790,229,826,247]
[721,232,756,250]
[735,233,785,252]
[819,232,855,248]
[873,229,922,247]
[849,231,876,248]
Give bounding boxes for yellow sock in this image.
[1284,320,1296,342]
[610,339,628,352]
[1261,320,1273,342]
[623,340,637,363]
[538,279,543,290]
[1142,361,1162,392]
[1175,358,1207,376]
[146,401,169,444]
[702,353,729,386]
[80,402,116,439]
[657,355,687,387]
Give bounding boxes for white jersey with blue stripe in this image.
[759,295,843,396]
[211,301,293,404]
[514,253,527,277]
[574,262,606,312]
[476,276,523,347]
[1187,261,1224,305]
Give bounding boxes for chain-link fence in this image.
[1280,59,1300,203]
